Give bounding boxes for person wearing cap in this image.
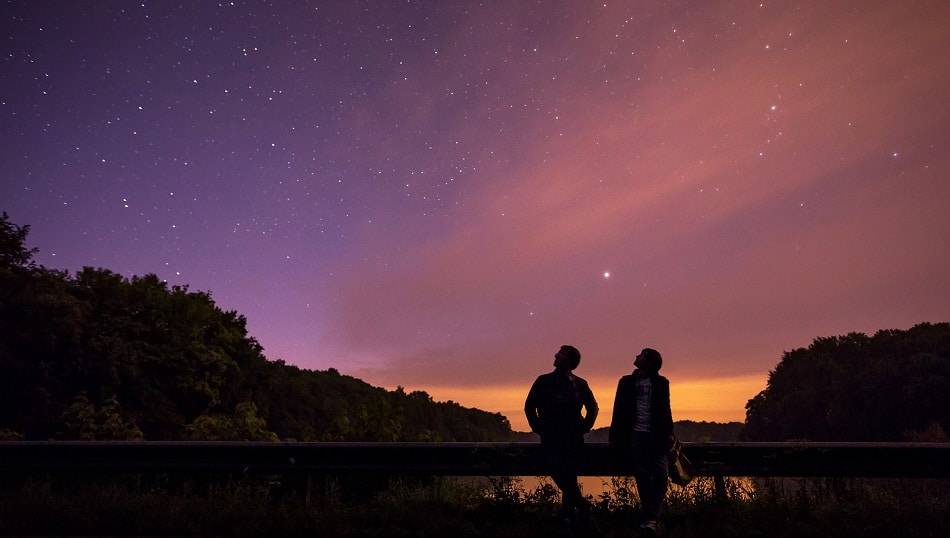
[609,347,675,535]
[524,344,599,525]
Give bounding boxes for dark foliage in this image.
[743,323,950,441]
[0,213,511,441]
[2,474,947,537]
[668,420,744,442]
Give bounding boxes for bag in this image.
[668,436,696,486]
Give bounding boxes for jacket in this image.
[524,370,598,441]
[608,370,674,450]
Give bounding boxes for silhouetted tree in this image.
[0,211,38,270]
[743,323,950,441]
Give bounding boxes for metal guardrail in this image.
[2,441,948,478]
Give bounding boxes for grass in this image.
[1,474,947,536]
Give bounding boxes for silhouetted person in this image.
[609,348,674,536]
[525,344,599,525]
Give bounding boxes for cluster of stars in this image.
[1,1,946,424]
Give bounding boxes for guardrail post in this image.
[305,473,312,507]
[714,475,727,501]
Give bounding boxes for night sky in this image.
[4,1,949,431]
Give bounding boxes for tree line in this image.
[0,212,511,442]
[742,322,950,441]
[3,212,947,444]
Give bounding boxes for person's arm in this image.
[524,377,544,434]
[658,376,675,449]
[660,377,673,435]
[608,377,631,448]
[581,382,598,433]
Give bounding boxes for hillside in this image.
[0,212,511,442]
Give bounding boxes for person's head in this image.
[553,345,581,370]
[634,348,663,373]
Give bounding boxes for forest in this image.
[0,212,510,442]
[743,321,950,442]
[2,211,948,445]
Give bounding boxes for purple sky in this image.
[3,1,948,430]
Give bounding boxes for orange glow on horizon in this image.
[402,373,766,433]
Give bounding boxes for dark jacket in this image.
[608,370,673,451]
[524,370,598,442]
